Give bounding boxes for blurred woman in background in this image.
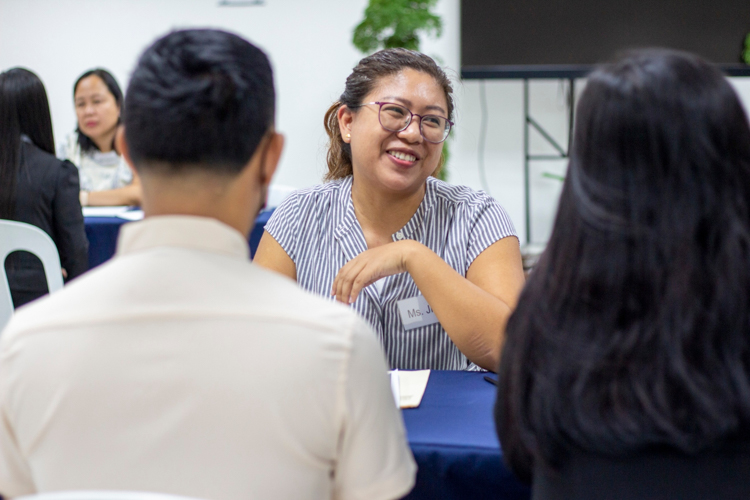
[496,49,750,499]
[59,68,141,206]
[0,68,88,307]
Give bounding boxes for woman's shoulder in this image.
[296,177,350,197]
[427,177,517,237]
[278,177,351,210]
[19,142,79,193]
[22,140,66,170]
[265,178,350,247]
[427,177,500,210]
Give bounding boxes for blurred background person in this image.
[496,49,750,499]
[59,68,141,206]
[0,68,88,308]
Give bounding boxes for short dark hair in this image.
[496,49,750,482]
[73,68,123,153]
[323,48,453,180]
[0,68,55,218]
[124,29,275,175]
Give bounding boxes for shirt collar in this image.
[116,215,250,260]
[395,177,436,242]
[334,175,437,242]
[334,176,359,240]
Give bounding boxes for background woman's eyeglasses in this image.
[352,101,453,144]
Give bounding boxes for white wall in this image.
[0,0,371,188]
[2,0,750,244]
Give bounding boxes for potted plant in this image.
[353,0,442,52]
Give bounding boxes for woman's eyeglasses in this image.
[351,101,453,144]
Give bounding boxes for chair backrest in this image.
[16,491,209,500]
[0,220,63,331]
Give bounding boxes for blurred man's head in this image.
[118,29,283,233]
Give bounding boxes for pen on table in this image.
[484,375,498,386]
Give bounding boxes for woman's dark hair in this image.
[73,68,123,152]
[496,49,750,482]
[324,48,454,181]
[124,29,275,174]
[0,68,55,219]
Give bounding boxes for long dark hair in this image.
[73,68,123,152]
[0,68,55,219]
[496,49,750,482]
[323,48,453,180]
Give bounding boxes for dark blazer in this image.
[4,140,89,307]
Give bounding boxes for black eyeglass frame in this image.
[350,101,454,144]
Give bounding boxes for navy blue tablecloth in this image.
[84,216,126,269]
[402,371,530,500]
[84,209,275,269]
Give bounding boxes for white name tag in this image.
[397,295,440,330]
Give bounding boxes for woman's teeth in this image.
[388,151,417,162]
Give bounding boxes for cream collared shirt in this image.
[0,216,415,500]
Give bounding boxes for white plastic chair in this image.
[16,492,209,500]
[0,220,63,331]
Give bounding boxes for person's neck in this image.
[140,171,261,237]
[92,130,117,153]
[351,177,426,249]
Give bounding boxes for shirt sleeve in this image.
[333,319,417,500]
[263,191,300,262]
[52,160,89,281]
[466,195,518,267]
[0,340,36,498]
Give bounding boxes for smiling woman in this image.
[254,48,525,372]
[58,68,141,207]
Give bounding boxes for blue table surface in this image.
[402,371,530,500]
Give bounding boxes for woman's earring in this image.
[346,133,351,139]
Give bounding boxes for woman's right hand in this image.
[331,240,416,304]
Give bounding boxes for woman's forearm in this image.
[403,240,522,371]
[84,183,142,207]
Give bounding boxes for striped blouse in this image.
[264,176,517,370]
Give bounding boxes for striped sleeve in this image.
[264,192,300,262]
[466,195,518,267]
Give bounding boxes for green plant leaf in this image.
[541,172,566,182]
[353,0,442,54]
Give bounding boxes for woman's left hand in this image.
[332,240,417,304]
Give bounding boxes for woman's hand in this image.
[85,177,142,207]
[334,236,525,371]
[331,240,416,304]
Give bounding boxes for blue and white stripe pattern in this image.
[264,176,517,370]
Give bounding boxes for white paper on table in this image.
[388,369,430,409]
[117,210,144,221]
[389,370,400,407]
[82,206,130,217]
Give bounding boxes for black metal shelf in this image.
[464,64,750,244]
